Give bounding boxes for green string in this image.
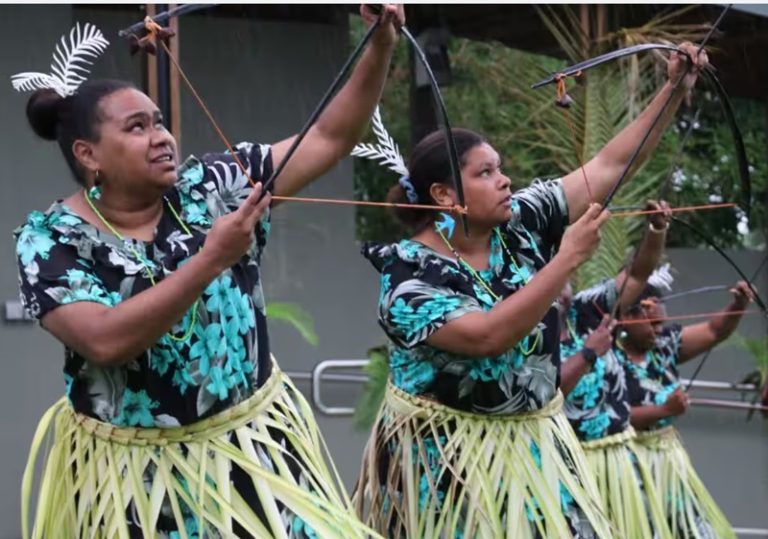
[84,190,199,343]
[436,226,541,356]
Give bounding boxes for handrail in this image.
[310,359,369,415]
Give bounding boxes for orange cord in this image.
[556,75,593,203]
[610,202,736,219]
[616,309,757,326]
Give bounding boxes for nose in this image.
[151,127,175,149]
[499,173,511,191]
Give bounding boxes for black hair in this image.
[386,128,486,231]
[25,79,136,185]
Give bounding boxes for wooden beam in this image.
[169,3,182,151]
[145,4,158,103]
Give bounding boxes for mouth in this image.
[150,152,175,166]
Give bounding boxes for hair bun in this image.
[26,89,63,141]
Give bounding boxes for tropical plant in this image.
[352,346,390,430]
[265,302,319,346]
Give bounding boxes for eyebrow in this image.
[121,110,162,123]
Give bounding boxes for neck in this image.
[621,337,649,358]
[86,185,165,232]
[443,221,494,257]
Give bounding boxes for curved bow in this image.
[118,6,468,231]
[530,17,751,217]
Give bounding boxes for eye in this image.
[154,117,165,129]
[129,121,145,133]
[480,168,492,177]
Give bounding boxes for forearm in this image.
[86,251,223,365]
[560,353,592,395]
[707,300,746,341]
[482,251,579,355]
[630,227,666,280]
[574,82,686,213]
[630,404,670,430]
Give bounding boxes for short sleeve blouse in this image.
[14,142,276,427]
[363,179,570,414]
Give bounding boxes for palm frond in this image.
[265,302,319,346]
[352,346,389,430]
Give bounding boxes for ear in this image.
[428,182,457,208]
[72,139,100,180]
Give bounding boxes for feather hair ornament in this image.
[648,262,675,292]
[10,22,109,98]
[351,106,409,177]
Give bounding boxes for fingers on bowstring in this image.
[237,183,266,220]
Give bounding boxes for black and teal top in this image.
[15,142,275,427]
[363,179,570,414]
[620,325,684,430]
[560,279,631,441]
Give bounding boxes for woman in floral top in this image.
[353,41,708,539]
[558,203,673,539]
[619,281,755,538]
[15,7,402,538]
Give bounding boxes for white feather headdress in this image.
[10,22,109,98]
[351,106,408,177]
[648,262,675,292]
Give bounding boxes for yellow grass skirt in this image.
[21,364,377,539]
[581,428,672,539]
[354,383,615,538]
[634,426,735,539]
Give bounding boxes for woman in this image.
[558,205,674,539]
[353,43,708,538]
[619,281,754,538]
[15,6,402,538]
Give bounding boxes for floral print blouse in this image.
[15,142,274,427]
[560,279,632,441]
[363,179,569,414]
[620,325,684,431]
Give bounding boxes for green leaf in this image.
[265,302,319,346]
[352,346,390,430]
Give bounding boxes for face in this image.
[432,142,512,229]
[77,88,178,193]
[623,297,664,349]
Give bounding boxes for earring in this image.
[435,212,456,240]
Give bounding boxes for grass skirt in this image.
[21,364,376,539]
[353,383,615,538]
[581,428,672,539]
[634,426,735,539]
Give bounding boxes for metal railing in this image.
[302,359,766,416]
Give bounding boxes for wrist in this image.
[580,347,598,366]
[553,249,582,273]
[648,221,669,234]
[194,249,226,281]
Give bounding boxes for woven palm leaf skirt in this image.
[354,383,615,538]
[21,363,376,539]
[634,426,735,539]
[581,428,672,538]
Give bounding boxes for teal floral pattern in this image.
[621,325,683,430]
[14,142,274,427]
[363,179,569,414]
[560,279,631,441]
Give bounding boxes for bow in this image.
[118,5,468,230]
[531,10,751,217]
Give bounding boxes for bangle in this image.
[648,221,669,234]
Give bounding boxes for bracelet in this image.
[648,221,670,234]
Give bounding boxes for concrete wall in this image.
[0,5,765,538]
